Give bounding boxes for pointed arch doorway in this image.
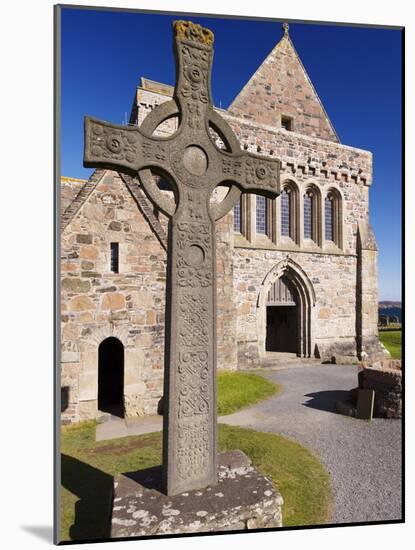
[98,337,124,417]
[265,277,298,353]
[257,259,316,358]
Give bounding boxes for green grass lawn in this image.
[379,330,402,359]
[217,371,280,415]
[60,422,332,542]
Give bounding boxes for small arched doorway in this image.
[98,337,124,417]
[265,276,298,353]
[257,259,316,359]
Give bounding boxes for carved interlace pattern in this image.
[175,217,212,480]
[176,222,212,287]
[177,417,210,480]
[185,100,202,130]
[176,290,211,480]
[179,44,209,104]
[178,350,209,417]
[141,140,168,163]
[178,294,209,347]
[88,121,138,165]
[222,157,279,190]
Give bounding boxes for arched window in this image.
[303,186,322,245]
[280,189,291,237]
[278,181,299,245]
[256,195,267,235]
[233,198,241,233]
[304,191,314,240]
[325,195,334,242]
[325,189,342,247]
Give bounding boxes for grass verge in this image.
[379,329,402,359]
[60,422,331,541]
[217,371,280,415]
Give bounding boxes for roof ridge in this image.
[61,176,89,183]
[285,35,339,143]
[60,169,106,233]
[118,173,168,251]
[61,169,168,251]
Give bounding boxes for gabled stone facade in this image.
[60,27,385,423]
[228,28,339,142]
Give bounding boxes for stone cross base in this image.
[110,450,283,537]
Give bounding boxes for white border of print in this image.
[1,1,410,549]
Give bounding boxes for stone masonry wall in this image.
[61,171,236,422]
[220,114,372,365]
[61,171,167,422]
[356,222,384,360]
[133,83,372,188]
[61,176,88,212]
[215,210,238,371]
[358,362,402,418]
[133,83,372,259]
[223,115,372,251]
[224,110,377,367]
[233,248,358,364]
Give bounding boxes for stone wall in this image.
[61,170,236,422]
[133,80,372,187]
[215,210,238,371]
[233,248,358,365]
[358,361,402,418]
[356,221,385,360]
[223,113,371,259]
[220,111,373,365]
[60,176,88,212]
[61,171,167,422]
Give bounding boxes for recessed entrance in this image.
[265,276,299,354]
[98,337,124,417]
[258,260,315,359]
[266,305,298,352]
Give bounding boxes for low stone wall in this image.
[358,360,402,418]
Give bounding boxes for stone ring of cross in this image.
[137,99,244,221]
[84,19,280,222]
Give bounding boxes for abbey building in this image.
[60,27,385,423]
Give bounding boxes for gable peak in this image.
[282,22,290,37]
[228,25,339,143]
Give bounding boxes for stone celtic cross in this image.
[84,20,280,495]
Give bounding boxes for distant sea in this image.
[378,306,402,322]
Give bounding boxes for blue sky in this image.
[60,7,402,301]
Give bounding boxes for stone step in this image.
[259,354,322,368]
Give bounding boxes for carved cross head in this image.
[83,19,282,497]
[84,20,280,221]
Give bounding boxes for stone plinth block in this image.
[111,450,283,537]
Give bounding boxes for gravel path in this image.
[221,363,402,524]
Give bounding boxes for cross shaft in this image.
[84,20,280,495]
